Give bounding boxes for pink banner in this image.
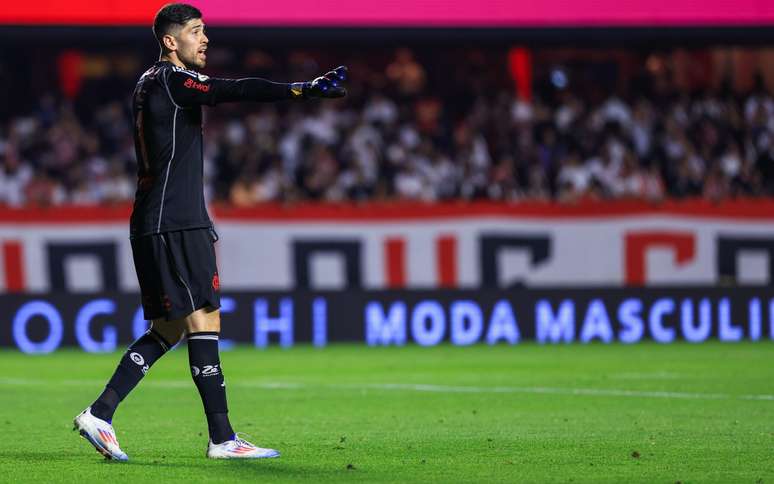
[2,0,773,26]
[194,0,774,26]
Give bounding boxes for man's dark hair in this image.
[153,3,202,46]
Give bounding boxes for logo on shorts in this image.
[160,295,172,311]
[212,273,220,291]
[130,352,145,366]
[191,365,200,377]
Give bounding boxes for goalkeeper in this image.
[73,2,347,461]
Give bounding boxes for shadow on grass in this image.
[2,451,359,480]
[2,450,85,462]
[129,458,354,479]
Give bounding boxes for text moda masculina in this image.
[7,295,774,352]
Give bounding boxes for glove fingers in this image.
[323,74,340,88]
[308,66,348,98]
[324,66,348,83]
[333,66,348,81]
[325,87,346,98]
[314,76,332,93]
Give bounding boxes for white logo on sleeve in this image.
[191,365,200,377]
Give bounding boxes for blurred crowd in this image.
[1,47,773,207]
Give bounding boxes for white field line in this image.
[345,383,732,400]
[609,372,686,380]
[1,378,772,402]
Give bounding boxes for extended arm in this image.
[164,66,348,107]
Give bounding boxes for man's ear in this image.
[162,34,177,52]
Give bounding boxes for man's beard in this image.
[183,51,205,69]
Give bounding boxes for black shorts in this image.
[131,228,221,321]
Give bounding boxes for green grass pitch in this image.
[0,342,772,483]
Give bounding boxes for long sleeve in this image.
[163,66,295,107]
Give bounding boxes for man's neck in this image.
[159,53,186,69]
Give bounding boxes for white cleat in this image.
[206,434,280,459]
[73,407,129,461]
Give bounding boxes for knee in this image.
[186,307,221,334]
[150,320,186,346]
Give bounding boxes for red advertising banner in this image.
[1,200,773,292]
[3,0,774,26]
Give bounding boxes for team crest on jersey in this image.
[172,65,209,82]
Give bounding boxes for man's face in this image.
[170,18,208,69]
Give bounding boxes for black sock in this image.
[90,387,120,422]
[206,413,233,444]
[91,329,171,422]
[188,332,234,444]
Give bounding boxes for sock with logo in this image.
[90,329,171,422]
[188,332,234,444]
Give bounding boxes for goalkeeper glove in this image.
[290,66,348,99]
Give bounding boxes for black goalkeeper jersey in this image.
[130,60,296,237]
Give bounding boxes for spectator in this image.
[0,47,772,207]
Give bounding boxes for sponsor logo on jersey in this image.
[191,365,200,377]
[184,77,210,92]
[212,273,220,291]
